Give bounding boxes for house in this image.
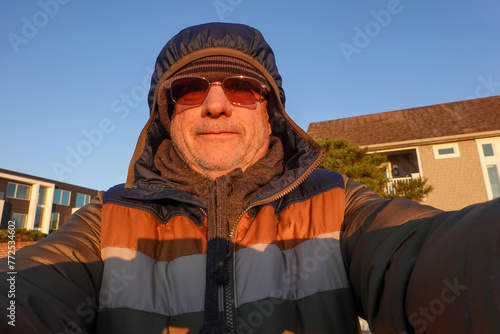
[307,95,500,211]
[0,168,98,234]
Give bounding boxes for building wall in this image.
[0,169,98,234]
[51,184,96,230]
[419,140,488,210]
[0,241,36,258]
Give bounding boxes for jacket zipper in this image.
[229,149,325,242]
[223,150,325,333]
[224,253,235,332]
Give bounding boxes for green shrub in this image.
[0,228,47,242]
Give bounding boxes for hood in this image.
[124,22,325,204]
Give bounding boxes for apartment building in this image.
[0,168,98,234]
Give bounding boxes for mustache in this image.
[192,120,243,135]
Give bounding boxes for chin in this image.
[197,156,242,170]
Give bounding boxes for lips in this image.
[199,131,236,135]
[193,122,242,137]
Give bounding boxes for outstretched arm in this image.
[341,179,500,333]
[0,192,104,334]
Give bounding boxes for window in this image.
[486,165,500,199]
[6,182,31,200]
[34,187,46,228]
[76,193,91,208]
[12,213,27,228]
[34,207,43,228]
[482,143,495,157]
[38,187,46,205]
[438,148,455,155]
[433,143,460,159]
[6,183,15,197]
[53,189,71,206]
[50,213,60,230]
[476,138,500,200]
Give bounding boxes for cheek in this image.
[170,116,187,145]
[172,111,194,131]
[257,110,271,137]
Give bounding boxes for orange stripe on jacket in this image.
[234,187,345,251]
[101,203,207,261]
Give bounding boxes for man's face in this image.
[170,83,271,179]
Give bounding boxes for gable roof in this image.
[307,95,500,149]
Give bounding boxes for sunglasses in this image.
[166,76,269,106]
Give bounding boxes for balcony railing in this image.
[385,173,421,195]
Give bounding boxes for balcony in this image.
[385,173,421,195]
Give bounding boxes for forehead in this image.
[165,56,269,87]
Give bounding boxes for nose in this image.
[201,84,232,118]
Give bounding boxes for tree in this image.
[315,137,433,202]
[385,177,434,203]
[316,137,388,196]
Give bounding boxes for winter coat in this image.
[1,22,499,334]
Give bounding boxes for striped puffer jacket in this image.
[1,22,499,334]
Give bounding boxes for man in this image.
[1,22,499,334]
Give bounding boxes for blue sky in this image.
[1,0,500,191]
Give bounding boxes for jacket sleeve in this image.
[341,178,500,334]
[0,191,104,334]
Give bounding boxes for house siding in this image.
[308,96,500,211]
[419,140,488,210]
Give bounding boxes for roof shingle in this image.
[307,95,500,147]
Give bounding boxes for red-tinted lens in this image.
[170,77,209,105]
[223,77,262,105]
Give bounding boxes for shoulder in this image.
[303,169,346,192]
[270,169,346,214]
[103,184,126,204]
